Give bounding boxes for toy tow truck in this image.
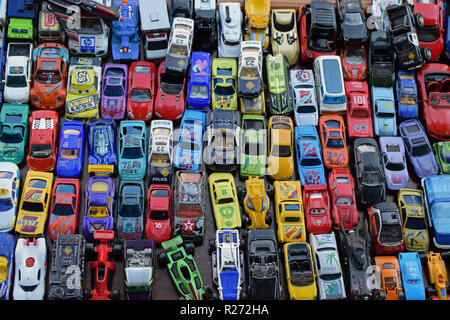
[420,251,450,300]
[244,0,271,51]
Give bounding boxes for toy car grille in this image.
[32,118,54,130]
[185,257,196,272]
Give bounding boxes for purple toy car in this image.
[379,136,409,190]
[83,176,115,242]
[399,119,438,179]
[101,63,128,120]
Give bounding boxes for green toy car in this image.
[265,53,292,115]
[157,236,206,300]
[433,141,450,174]
[0,104,29,164]
[211,58,238,110]
[8,18,34,41]
[240,115,266,177]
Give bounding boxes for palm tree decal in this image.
[325,252,341,272]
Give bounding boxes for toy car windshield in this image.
[31,144,52,158]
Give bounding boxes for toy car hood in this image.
[414,3,440,25]
[117,215,143,240]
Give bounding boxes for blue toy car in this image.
[111,0,140,61]
[371,86,397,136]
[395,71,418,120]
[398,252,425,300]
[294,125,326,186]
[7,0,35,19]
[173,110,205,171]
[87,118,118,176]
[57,121,85,178]
[187,51,211,111]
[0,233,15,300]
[118,120,147,180]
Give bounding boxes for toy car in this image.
[310,232,346,300]
[345,81,373,138]
[30,42,69,110]
[337,0,368,46]
[243,0,270,51]
[246,229,283,300]
[240,176,271,230]
[265,54,292,115]
[193,0,217,51]
[299,0,338,63]
[319,115,348,169]
[371,86,396,136]
[368,31,395,87]
[7,18,34,42]
[374,256,404,300]
[208,172,241,230]
[291,69,318,127]
[158,235,205,300]
[217,2,242,58]
[267,115,294,180]
[208,228,245,300]
[13,236,46,300]
[303,184,331,235]
[173,171,207,243]
[433,141,450,174]
[123,239,155,300]
[422,251,450,300]
[27,110,59,172]
[238,40,263,99]
[65,57,102,122]
[37,8,65,43]
[398,252,426,300]
[148,120,173,184]
[0,104,29,164]
[271,9,299,67]
[48,234,85,300]
[328,168,358,231]
[204,109,240,172]
[187,51,211,111]
[83,176,115,242]
[3,54,31,104]
[169,0,193,21]
[294,125,326,186]
[165,17,194,75]
[274,180,306,243]
[111,0,139,61]
[240,114,266,178]
[15,171,53,236]
[145,184,172,243]
[101,63,127,120]
[399,119,438,178]
[0,25,6,104]
[8,0,36,19]
[48,178,80,240]
[127,61,156,121]
[173,110,205,171]
[395,70,418,120]
[116,180,145,241]
[87,118,117,176]
[154,62,186,121]
[118,120,147,180]
[43,0,122,22]
[0,162,20,233]
[341,46,367,81]
[379,137,409,190]
[211,58,238,110]
[0,233,15,299]
[56,120,84,178]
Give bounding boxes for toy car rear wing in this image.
[93,230,115,241]
[88,164,114,176]
[161,235,184,251]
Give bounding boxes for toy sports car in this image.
[145,184,172,243]
[398,252,425,300]
[421,251,450,300]
[240,176,272,230]
[0,233,15,300]
[240,115,266,178]
[319,115,348,169]
[270,9,299,67]
[345,81,373,138]
[87,118,117,176]
[116,180,145,241]
[101,63,127,120]
[211,58,238,110]
[118,120,147,180]
[267,115,294,180]
[395,70,418,120]
[433,141,450,174]
[148,120,173,184]
[379,136,409,190]
[111,0,140,61]
[303,184,331,235]
[127,61,156,122]
[0,162,20,233]
[341,46,367,81]
[291,69,319,127]
[57,120,84,178]
[0,104,29,164]
[265,54,292,115]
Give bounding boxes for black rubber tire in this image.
[415,13,424,27]
[422,47,432,62]
[208,239,216,255]
[185,242,195,255]
[157,252,169,268]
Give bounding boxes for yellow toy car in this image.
[271,9,300,67]
[244,0,271,51]
[212,58,238,110]
[208,172,241,229]
[423,251,450,300]
[397,189,429,252]
[267,116,294,180]
[284,242,317,300]
[15,171,53,235]
[240,91,266,115]
[274,180,306,242]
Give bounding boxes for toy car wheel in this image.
[239,239,246,251]
[83,289,91,300]
[266,185,274,197]
[398,289,405,300]
[421,47,432,62]
[265,213,272,226]
[185,242,195,255]
[237,186,246,200]
[208,239,216,255]
[85,243,95,259]
[240,291,248,300]
[111,289,120,300]
[415,13,424,27]
[157,252,169,268]
[113,244,122,261]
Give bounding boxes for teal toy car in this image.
[433,141,450,174]
[240,114,266,177]
[118,120,147,180]
[0,104,29,164]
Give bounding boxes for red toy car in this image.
[345,81,373,138]
[145,184,172,243]
[416,63,450,140]
[27,110,59,172]
[303,183,332,235]
[328,168,359,231]
[127,61,156,121]
[413,0,444,62]
[341,46,367,81]
[154,61,186,121]
[48,178,80,240]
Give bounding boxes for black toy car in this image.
[170,0,193,21]
[353,138,386,205]
[337,0,368,46]
[193,0,217,51]
[368,31,395,87]
[386,3,431,70]
[48,234,85,300]
[246,229,282,300]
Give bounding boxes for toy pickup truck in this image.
[4,42,33,104]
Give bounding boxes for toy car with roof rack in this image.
[111,0,139,61]
[87,118,117,176]
[217,2,242,58]
[118,120,147,180]
[0,162,20,233]
[239,176,272,230]
[271,9,299,67]
[240,114,266,178]
[116,180,145,241]
[148,120,173,184]
[101,63,127,120]
[0,233,15,299]
[0,104,29,164]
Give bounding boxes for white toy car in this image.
[67,14,110,57]
[13,236,47,300]
[238,40,263,99]
[3,55,31,104]
[310,232,346,300]
[0,162,20,233]
[208,229,245,300]
[148,119,173,184]
[165,17,194,75]
[217,2,242,58]
[291,69,319,126]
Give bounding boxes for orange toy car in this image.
[374,256,404,300]
[319,115,348,169]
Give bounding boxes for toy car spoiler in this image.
[88,164,114,176]
[93,230,115,241]
[161,235,184,251]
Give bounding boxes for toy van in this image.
[187,51,211,111]
[139,0,171,60]
[217,2,242,58]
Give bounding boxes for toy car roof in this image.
[311,1,336,28]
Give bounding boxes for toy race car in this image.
[239,176,272,230]
[116,180,145,241]
[211,58,238,110]
[265,54,292,115]
[434,141,450,174]
[341,46,367,81]
[148,120,173,184]
[238,40,263,99]
[87,118,117,176]
[303,184,332,235]
[421,251,450,300]
[270,9,299,67]
[243,0,270,51]
[0,233,15,299]
[345,81,373,138]
[379,136,409,190]
[127,61,156,121]
[57,120,84,177]
[165,17,194,75]
[145,184,172,244]
[240,115,266,178]
[118,120,147,180]
[0,162,20,233]
[101,63,127,120]
[374,256,404,300]
[187,51,211,111]
[111,0,139,61]
[319,115,348,169]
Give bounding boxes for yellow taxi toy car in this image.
[268,116,294,180]
[15,171,53,235]
[209,172,241,229]
[274,180,306,242]
[239,176,272,230]
[424,252,450,300]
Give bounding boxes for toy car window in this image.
[404,216,426,230]
[130,88,151,102]
[0,171,13,179]
[122,146,143,159]
[217,197,234,205]
[271,144,291,157]
[244,142,263,156]
[6,75,27,88]
[385,161,405,171]
[55,183,76,195]
[244,120,264,131]
[4,114,22,123]
[160,74,183,94]
[384,277,397,290]
[190,85,208,99]
[273,12,295,32]
[284,204,300,212]
[150,153,170,167]
[104,83,125,97]
[412,143,431,157]
[403,195,423,206]
[405,125,420,134]
[323,95,346,105]
[297,105,316,113]
[362,171,382,185]
[22,201,44,212]
[119,202,141,218]
[326,137,343,149]
[151,189,169,198]
[301,158,321,166]
[379,222,402,244]
[344,48,364,65]
[217,68,233,76]
[0,198,13,212]
[322,60,342,94]
[416,26,440,43]
[272,123,290,130]
[147,39,168,51]
[61,148,79,160]
[80,17,104,34]
[29,179,47,189]
[240,66,259,80]
[324,120,340,128]
[344,12,362,26]
[150,210,169,220]
[52,203,74,217]
[40,47,59,59]
[0,131,22,143]
[134,65,150,74]
[386,145,401,153]
[36,70,61,84]
[351,108,368,118]
[105,67,126,77]
[169,43,188,57]
[336,197,353,206]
